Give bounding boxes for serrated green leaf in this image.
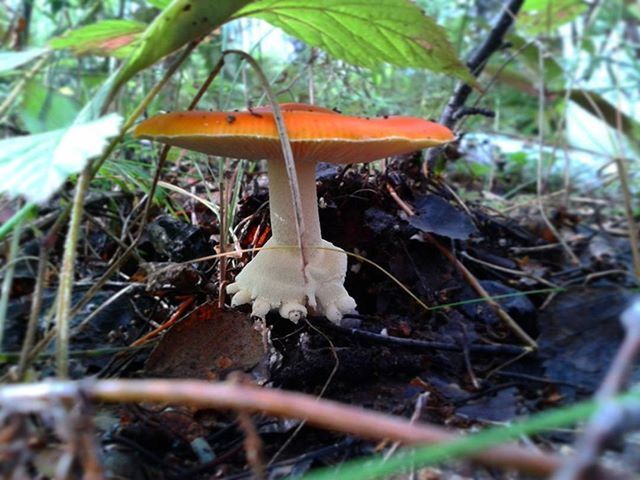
[0,114,122,203]
[20,80,80,133]
[235,0,473,83]
[50,20,146,58]
[518,0,587,35]
[0,48,48,73]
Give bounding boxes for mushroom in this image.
[134,103,454,323]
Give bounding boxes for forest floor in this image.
[1,152,639,479]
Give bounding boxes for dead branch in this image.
[0,378,562,477]
[426,0,525,170]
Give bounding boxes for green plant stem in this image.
[0,218,23,349]
[0,203,36,241]
[55,167,92,378]
[0,52,52,121]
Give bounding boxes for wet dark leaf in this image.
[145,215,212,262]
[409,195,477,240]
[145,304,264,379]
[539,288,637,398]
[456,387,519,422]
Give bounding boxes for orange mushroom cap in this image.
[134,103,454,164]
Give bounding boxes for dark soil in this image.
[1,154,638,479]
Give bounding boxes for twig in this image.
[384,182,537,348]
[443,0,525,127]
[0,378,563,477]
[17,213,67,380]
[428,234,537,348]
[0,211,23,349]
[460,251,559,288]
[614,158,640,279]
[223,49,310,286]
[229,373,266,480]
[129,297,194,347]
[451,106,495,122]
[70,283,144,338]
[553,298,640,479]
[325,319,529,356]
[426,0,526,171]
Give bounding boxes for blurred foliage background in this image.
[0,0,638,212]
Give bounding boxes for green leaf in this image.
[0,114,122,203]
[518,0,588,35]
[146,0,171,8]
[19,80,80,133]
[235,0,474,84]
[115,0,253,89]
[507,34,564,84]
[50,20,146,58]
[0,48,48,73]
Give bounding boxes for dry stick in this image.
[552,299,640,480]
[535,44,580,266]
[428,235,537,348]
[223,49,310,285]
[129,297,194,347]
[385,183,537,348]
[0,378,562,477]
[17,213,69,380]
[460,251,559,289]
[0,214,22,349]
[218,158,228,309]
[614,159,640,278]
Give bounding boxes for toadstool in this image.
[134,103,454,323]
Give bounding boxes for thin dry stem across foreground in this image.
[0,378,562,476]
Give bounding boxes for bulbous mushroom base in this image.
[226,237,357,323]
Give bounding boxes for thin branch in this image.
[0,378,563,477]
[426,0,525,171]
[441,0,525,129]
[223,49,310,285]
[0,212,23,349]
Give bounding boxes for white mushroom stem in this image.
[226,158,357,323]
[266,158,322,248]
